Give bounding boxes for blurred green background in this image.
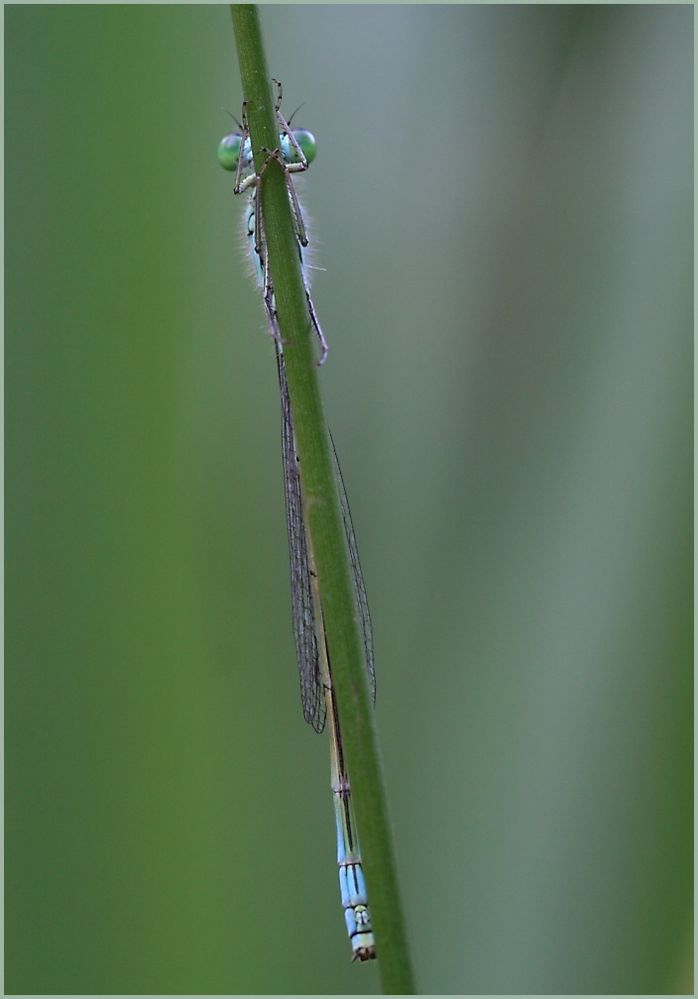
[5,4,692,994]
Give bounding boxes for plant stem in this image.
[230,6,417,993]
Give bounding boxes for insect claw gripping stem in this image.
[258,143,310,249]
[232,100,250,195]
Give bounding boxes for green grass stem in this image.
[230,6,417,993]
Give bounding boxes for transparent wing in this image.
[277,345,376,729]
[330,431,376,705]
[276,346,327,733]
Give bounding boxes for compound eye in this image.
[291,128,317,165]
[217,133,243,172]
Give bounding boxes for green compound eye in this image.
[291,128,317,165]
[217,133,243,172]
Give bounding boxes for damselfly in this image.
[218,80,377,962]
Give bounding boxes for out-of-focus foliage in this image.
[6,6,692,994]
